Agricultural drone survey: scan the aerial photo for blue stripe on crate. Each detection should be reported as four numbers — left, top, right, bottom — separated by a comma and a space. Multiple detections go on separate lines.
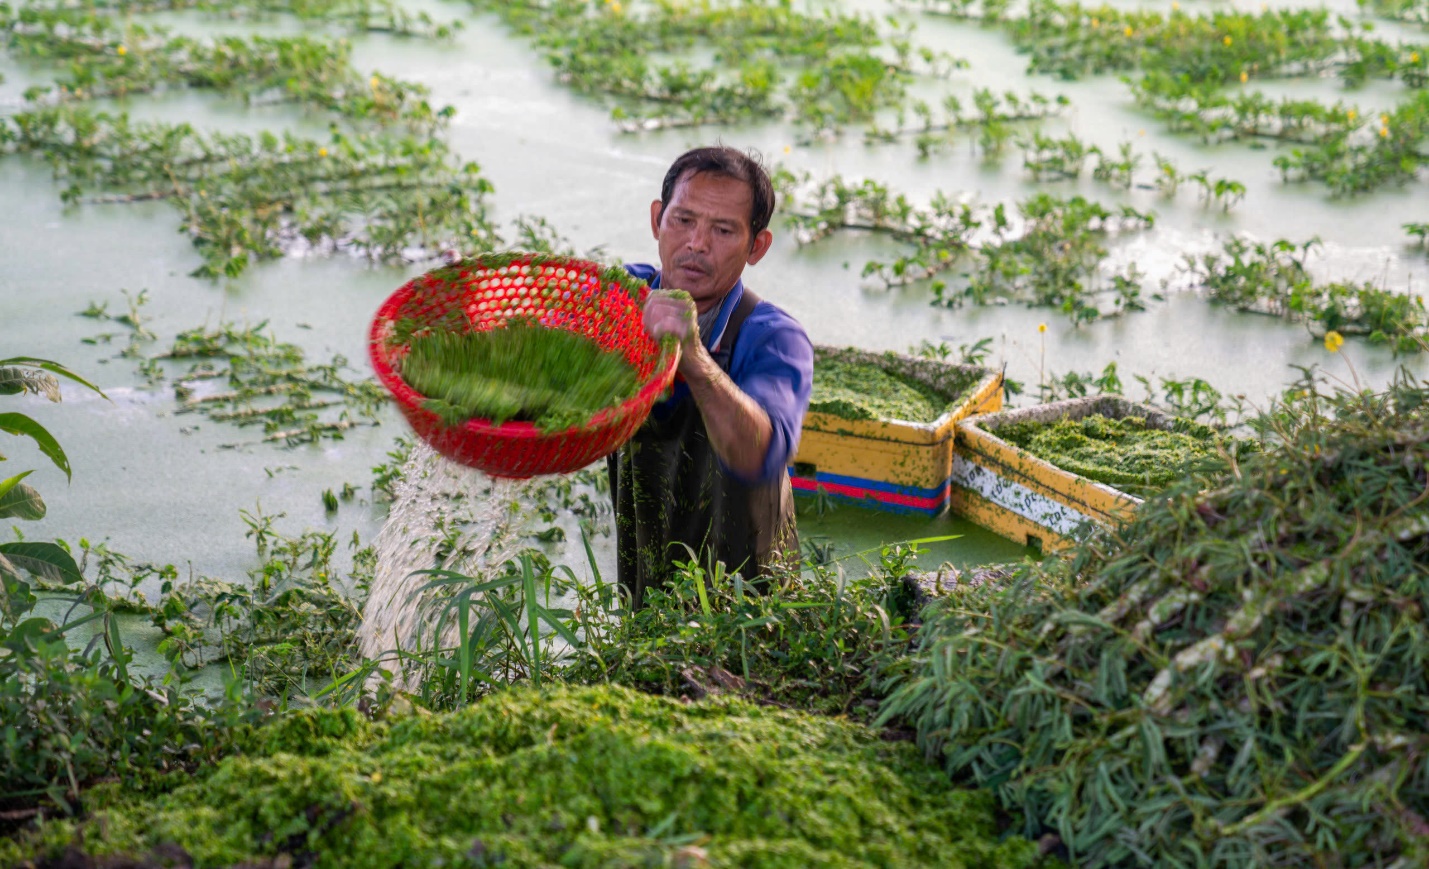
788, 469, 951, 500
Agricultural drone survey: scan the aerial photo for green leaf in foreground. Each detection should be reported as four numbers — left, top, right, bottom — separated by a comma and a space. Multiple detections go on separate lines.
0, 472, 45, 520
0, 413, 71, 480
0, 541, 82, 584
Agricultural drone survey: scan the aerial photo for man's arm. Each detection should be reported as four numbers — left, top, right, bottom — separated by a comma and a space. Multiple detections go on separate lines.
643, 290, 770, 478
680, 343, 771, 480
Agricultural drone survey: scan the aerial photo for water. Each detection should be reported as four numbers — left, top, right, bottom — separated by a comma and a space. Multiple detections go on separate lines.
2, 0, 1426, 645
355, 443, 528, 687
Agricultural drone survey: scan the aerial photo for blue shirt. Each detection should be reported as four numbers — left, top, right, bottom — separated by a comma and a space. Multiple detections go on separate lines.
625, 263, 813, 485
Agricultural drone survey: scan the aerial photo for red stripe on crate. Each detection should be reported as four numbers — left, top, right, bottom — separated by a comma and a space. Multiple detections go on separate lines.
791, 477, 946, 511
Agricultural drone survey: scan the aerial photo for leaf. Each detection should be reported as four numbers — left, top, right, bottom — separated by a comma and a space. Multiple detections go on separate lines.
0, 357, 107, 400
0, 541, 83, 584
0, 413, 71, 480
0, 367, 61, 401
1, 616, 59, 653
0, 476, 45, 521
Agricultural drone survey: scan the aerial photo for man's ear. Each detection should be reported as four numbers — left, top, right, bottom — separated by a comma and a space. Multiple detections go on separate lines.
746, 228, 774, 266
649, 200, 663, 240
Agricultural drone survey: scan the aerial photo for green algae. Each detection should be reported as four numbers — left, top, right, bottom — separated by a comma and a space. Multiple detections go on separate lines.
810, 357, 978, 423
998, 413, 1219, 497
400, 321, 640, 432
8, 686, 1045, 869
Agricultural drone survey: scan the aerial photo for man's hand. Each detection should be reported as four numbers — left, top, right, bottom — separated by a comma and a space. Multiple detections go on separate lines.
643, 290, 699, 351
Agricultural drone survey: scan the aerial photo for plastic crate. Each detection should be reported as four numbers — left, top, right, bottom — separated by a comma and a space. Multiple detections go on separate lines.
790, 346, 1002, 516
951, 396, 1206, 551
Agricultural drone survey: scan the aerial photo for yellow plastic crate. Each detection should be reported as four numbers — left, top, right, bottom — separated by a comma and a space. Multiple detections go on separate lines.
951, 396, 1201, 551
791, 346, 1002, 516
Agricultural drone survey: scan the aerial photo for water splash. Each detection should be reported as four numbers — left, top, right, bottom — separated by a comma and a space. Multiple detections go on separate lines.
356, 443, 529, 688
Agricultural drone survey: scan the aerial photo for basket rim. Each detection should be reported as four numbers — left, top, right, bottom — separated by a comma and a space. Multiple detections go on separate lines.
367, 254, 677, 441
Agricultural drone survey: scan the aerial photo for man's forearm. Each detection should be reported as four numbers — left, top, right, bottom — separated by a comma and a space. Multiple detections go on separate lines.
681, 344, 772, 480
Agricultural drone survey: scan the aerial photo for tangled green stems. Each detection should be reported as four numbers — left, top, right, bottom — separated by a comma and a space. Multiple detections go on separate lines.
881, 369, 1429, 867
401, 323, 640, 432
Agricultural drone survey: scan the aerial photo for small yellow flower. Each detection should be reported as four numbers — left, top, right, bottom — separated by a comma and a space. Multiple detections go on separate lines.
1347, 109, 1357, 122
1324, 331, 1345, 353
1172, 1, 1179, 9
1240, 70, 1249, 83
1412, 52, 1421, 63
1090, 17, 1100, 28
783, 145, 791, 154
1124, 25, 1134, 37
1038, 323, 1048, 334
370, 75, 380, 88
1223, 35, 1233, 46
318, 147, 329, 157
610, 0, 622, 12
1138, 128, 1146, 136
370, 771, 382, 783
1381, 113, 1390, 125
116, 44, 127, 56
1380, 126, 1389, 137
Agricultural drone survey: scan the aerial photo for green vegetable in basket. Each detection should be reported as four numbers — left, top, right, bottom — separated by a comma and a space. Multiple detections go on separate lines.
400, 320, 641, 432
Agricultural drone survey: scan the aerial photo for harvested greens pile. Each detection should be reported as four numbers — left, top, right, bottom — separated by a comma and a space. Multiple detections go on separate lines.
5, 686, 1045, 868
810, 357, 977, 423
998, 413, 1220, 497
400, 320, 639, 431
879, 371, 1429, 867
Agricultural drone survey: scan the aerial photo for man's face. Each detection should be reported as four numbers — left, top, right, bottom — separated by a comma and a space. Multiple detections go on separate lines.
650, 171, 773, 313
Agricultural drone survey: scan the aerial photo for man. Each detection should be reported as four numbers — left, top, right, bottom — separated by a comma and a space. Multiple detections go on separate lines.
609, 146, 814, 609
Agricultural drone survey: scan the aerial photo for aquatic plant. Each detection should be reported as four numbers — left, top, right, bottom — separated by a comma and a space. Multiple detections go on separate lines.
462, 0, 958, 135
998, 413, 1222, 496
0, 355, 254, 820
3, 0, 461, 38
911, 0, 1428, 193
5, 684, 1048, 868
880, 369, 1429, 866
2, 105, 497, 278
399, 322, 641, 431
779, 171, 1153, 324
1188, 236, 1428, 351
864, 87, 1069, 156
809, 356, 975, 423
1, 8, 446, 131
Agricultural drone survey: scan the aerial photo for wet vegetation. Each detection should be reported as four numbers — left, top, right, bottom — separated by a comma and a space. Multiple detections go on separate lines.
881, 371, 1429, 867
997, 413, 1222, 496
463, 0, 960, 135
5, 686, 1045, 869
3, 0, 1428, 865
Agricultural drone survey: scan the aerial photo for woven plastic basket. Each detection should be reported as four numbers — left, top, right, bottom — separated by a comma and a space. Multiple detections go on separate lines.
368, 254, 676, 478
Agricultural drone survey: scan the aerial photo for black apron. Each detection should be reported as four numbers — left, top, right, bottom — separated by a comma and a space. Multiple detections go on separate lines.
607, 289, 798, 610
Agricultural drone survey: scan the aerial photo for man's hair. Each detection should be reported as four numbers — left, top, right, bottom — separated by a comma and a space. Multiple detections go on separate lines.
658, 146, 776, 242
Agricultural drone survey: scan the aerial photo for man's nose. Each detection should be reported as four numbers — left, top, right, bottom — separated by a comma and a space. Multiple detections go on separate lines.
684, 224, 710, 253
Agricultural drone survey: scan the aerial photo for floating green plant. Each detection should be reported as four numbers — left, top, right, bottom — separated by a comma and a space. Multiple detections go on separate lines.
461, 0, 958, 135
399, 322, 640, 431
4, 106, 497, 278
998, 413, 1219, 496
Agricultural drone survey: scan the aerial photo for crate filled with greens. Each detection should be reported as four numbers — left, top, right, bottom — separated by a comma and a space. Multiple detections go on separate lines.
952, 396, 1222, 550
791, 346, 1002, 516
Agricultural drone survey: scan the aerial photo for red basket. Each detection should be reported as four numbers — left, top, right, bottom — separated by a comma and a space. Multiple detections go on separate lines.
368, 254, 677, 478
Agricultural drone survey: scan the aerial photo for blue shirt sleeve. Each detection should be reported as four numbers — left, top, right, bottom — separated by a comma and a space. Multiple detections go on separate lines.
727, 304, 814, 485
